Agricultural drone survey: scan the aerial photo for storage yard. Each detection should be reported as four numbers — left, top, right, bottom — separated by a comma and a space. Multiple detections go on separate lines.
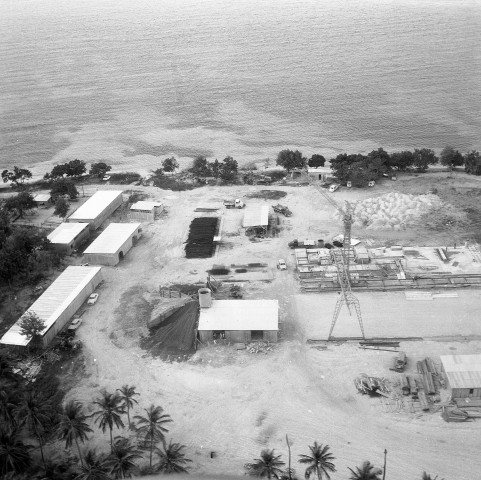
3, 171, 481, 479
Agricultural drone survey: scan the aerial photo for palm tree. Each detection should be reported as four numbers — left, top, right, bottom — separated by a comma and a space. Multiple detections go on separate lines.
57, 400, 93, 467
245, 449, 285, 479
91, 391, 125, 450
0, 426, 32, 476
35, 455, 76, 480
154, 440, 192, 474
75, 449, 111, 480
0, 390, 21, 429
298, 442, 336, 480
105, 437, 142, 479
134, 405, 172, 469
116, 386, 139, 429
348, 461, 382, 480
15, 391, 50, 471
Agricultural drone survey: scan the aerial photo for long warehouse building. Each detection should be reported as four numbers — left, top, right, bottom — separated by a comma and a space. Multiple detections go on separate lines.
68, 190, 123, 230
0, 266, 102, 348
47, 222, 90, 255
83, 223, 142, 266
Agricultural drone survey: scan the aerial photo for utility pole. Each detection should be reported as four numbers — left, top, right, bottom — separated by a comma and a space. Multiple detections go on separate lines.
382, 449, 387, 480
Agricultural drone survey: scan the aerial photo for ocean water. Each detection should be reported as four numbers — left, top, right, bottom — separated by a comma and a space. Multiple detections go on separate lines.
0, 0, 480, 175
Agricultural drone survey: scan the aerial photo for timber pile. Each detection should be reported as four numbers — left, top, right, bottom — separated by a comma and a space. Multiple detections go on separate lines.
354, 374, 390, 396
246, 342, 274, 354
185, 217, 219, 258
442, 407, 470, 422
417, 358, 438, 394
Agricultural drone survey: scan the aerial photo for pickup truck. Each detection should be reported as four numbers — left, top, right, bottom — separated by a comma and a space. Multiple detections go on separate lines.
224, 199, 245, 209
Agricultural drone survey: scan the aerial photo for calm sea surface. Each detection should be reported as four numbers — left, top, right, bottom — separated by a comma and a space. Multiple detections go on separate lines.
0, 0, 480, 173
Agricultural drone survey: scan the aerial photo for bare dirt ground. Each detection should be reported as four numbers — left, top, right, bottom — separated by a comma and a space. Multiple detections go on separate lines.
9, 171, 481, 479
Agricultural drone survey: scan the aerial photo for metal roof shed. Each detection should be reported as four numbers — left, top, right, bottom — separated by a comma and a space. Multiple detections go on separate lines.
33, 193, 51, 205
441, 355, 481, 404
47, 223, 90, 255
68, 191, 123, 230
130, 201, 163, 221
83, 223, 142, 266
242, 205, 269, 235
198, 299, 278, 343
0, 266, 102, 348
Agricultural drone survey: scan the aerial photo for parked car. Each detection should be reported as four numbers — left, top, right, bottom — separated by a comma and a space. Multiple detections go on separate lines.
329, 184, 339, 193
87, 293, 99, 305
277, 259, 287, 270
102, 175, 111, 181
67, 317, 83, 332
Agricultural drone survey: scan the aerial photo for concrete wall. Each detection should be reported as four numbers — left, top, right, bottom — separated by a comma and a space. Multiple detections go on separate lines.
263, 330, 278, 343
70, 193, 123, 230
41, 269, 102, 346
130, 210, 155, 222
83, 227, 142, 266
51, 228, 91, 256
198, 329, 277, 344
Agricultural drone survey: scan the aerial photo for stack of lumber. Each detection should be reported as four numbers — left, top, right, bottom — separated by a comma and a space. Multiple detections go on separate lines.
442, 407, 469, 422
185, 217, 219, 258
417, 358, 437, 394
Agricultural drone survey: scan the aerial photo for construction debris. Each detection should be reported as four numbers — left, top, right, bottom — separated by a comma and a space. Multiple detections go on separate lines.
246, 342, 274, 354
354, 374, 391, 396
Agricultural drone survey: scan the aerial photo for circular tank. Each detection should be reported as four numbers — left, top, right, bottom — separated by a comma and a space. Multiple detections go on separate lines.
198, 288, 212, 308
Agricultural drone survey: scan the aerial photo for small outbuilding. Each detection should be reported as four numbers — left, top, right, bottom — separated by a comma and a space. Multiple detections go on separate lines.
130, 201, 163, 222
441, 355, 481, 406
68, 190, 123, 230
33, 193, 51, 206
198, 298, 278, 343
47, 222, 90, 255
83, 223, 142, 266
242, 205, 269, 236
0, 266, 102, 348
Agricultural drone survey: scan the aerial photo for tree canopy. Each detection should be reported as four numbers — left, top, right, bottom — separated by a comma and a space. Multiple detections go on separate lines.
50, 178, 78, 201
1, 167, 32, 187
191, 156, 211, 177
219, 156, 238, 183
308, 155, 326, 168
45, 159, 86, 179
162, 157, 179, 173
440, 145, 464, 169
276, 150, 306, 172
89, 162, 112, 178
4, 192, 35, 218
18, 311, 45, 346
413, 148, 438, 172
54, 198, 70, 219
465, 150, 481, 175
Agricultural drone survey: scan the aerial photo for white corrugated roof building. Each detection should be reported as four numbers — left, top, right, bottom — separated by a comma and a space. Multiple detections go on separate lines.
84, 223, 141, 254
69, 191, 123, 221
0, 266, 101, 346
242, 205, 269, 228
130, 201, 163, 211
33, 193, 51, 203
441, 355, 481, 389
198, 299, 278, 331
48, 223, 90, 245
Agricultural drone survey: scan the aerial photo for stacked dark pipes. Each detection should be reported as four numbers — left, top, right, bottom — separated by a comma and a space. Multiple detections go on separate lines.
185, 217, 219, 258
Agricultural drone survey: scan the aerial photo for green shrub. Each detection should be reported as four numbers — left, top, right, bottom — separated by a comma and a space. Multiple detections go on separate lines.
109, 172, 142, 184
